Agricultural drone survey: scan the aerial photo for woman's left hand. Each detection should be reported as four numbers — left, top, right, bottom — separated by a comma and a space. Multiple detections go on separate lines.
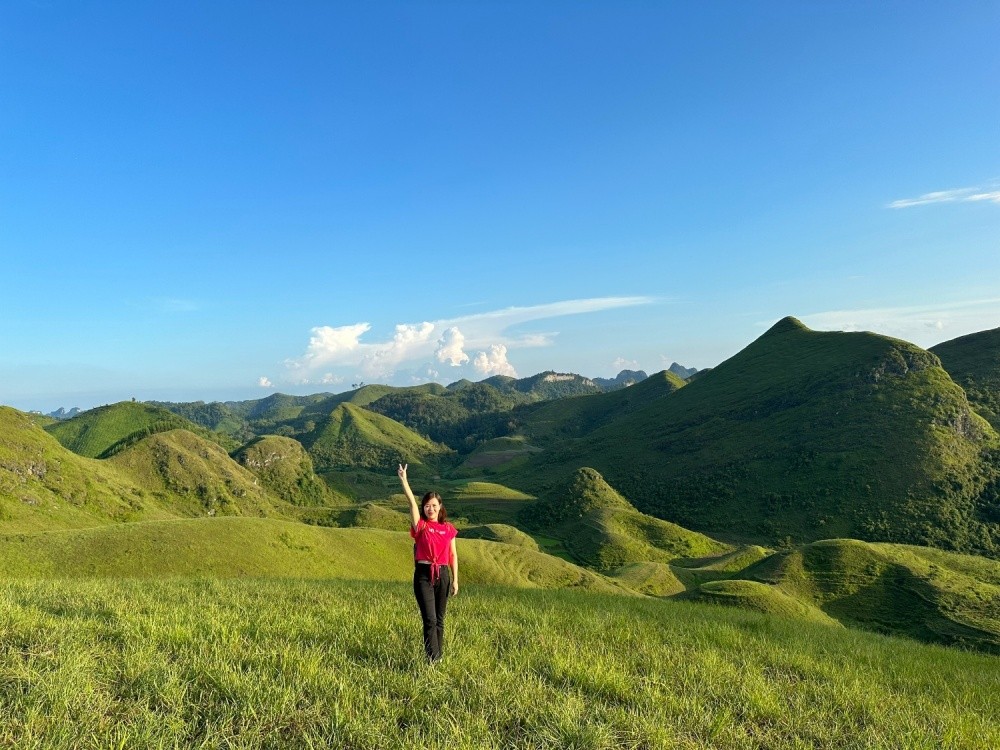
450, 580, 459, 597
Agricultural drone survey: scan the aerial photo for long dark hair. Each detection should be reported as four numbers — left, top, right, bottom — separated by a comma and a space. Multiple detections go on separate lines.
419, 491, 447, 522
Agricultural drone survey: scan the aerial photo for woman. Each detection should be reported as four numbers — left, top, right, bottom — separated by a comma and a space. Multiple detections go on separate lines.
398, 463, 459, 662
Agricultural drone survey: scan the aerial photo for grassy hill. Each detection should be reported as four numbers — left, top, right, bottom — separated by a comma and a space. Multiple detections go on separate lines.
515, 369, 686, 444
148, 399, 253, 442
720, 538, 1000, 653
521, 318, 1000, 554
524, 468, 731, 571
0, 577, 996, 748
932, 326, 1000, 431
300, 403, 453, 472
0, 406, 161, 531
0, 516, 621, 592
45, 401, 237, 458
233, 435, 338, 505
107, 429, 279, 518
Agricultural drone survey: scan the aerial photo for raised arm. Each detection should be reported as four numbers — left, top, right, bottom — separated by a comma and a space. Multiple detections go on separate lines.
398, 463, 420, 530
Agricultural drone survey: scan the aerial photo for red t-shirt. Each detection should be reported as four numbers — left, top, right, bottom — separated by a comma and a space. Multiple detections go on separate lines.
410, 519, 458, 572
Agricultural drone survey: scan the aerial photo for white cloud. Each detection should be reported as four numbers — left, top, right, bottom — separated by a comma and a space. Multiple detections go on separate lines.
291, 323, 370, 370
283, 296, 654, 384
889, 185, 1000, 208
473, 344, 517, 377
258, 376, 274, 388
435, 327, 469, 366
320, 373, 343, 385
359, 322, 435, 377
613, 357, 640, 370
968, 191, 1000, 204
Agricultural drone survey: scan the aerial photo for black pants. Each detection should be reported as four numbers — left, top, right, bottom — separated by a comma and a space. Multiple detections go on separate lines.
413, 564, 451, 661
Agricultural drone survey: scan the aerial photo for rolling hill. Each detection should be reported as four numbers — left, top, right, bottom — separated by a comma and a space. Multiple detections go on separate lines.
46, 401, 237, 458
523, 468, 731, 571
0, 406, 156, 530
233, 435, 339, 505
0, 516, 623, 592
711, 538, 1000, 653
514, 369, 686, 444
520, 318, 1000, 555
299, 402, 453, 472
107, 429, 280, 518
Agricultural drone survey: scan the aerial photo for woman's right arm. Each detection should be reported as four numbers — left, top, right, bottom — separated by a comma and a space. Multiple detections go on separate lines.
398, 463, 420, 530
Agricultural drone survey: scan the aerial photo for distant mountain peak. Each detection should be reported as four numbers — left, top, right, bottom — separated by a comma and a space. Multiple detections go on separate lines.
593, 369, 648, 391
666, 362, 698, 380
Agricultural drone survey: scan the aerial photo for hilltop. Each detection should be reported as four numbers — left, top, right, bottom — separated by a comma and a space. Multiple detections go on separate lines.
0, 406, 154, 530
299, 402, 452, 472
107, 429, 280, 518
524, 468, 730, 572
514, 369, 686, 445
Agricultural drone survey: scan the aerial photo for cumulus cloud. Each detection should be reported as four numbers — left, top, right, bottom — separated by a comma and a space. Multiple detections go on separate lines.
473, 344, 517, 377
889, 185, 1000, 208
292, 323, 370, 369
284, 296, 655, 384
359, 322, 435, 377
435, 327, 469, 366
258, 377, 274, 388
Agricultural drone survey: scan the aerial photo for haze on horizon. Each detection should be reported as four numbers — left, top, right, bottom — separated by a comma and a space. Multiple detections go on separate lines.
2, 2, 998, 413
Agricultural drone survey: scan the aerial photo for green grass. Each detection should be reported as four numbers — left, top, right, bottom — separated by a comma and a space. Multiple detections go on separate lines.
742, 538, 1000, 652
0, 578, 997, 748
450, 481, 535, 501
0, 518, 620, 592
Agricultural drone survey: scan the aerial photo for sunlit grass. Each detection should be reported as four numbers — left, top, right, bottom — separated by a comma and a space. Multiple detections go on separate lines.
0, 578, 997, 749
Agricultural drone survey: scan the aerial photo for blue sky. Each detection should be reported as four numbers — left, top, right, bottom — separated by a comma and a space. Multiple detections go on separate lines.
2, 2, 998, 412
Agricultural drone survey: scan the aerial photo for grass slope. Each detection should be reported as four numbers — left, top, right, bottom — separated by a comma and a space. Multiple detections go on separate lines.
0, 517, 620, 592
0, 407, 156, 531
107, 429, 279, 518
516, 369, 686, 445
45, 401, 236, 458
0, 578, 996, 748
738, 538, 1000, 652
932, 326, 1000, 431
525, 468, 731, 571
525, 317, 1000, 554
233, 435, 337, 506
301, 403, 452, 472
